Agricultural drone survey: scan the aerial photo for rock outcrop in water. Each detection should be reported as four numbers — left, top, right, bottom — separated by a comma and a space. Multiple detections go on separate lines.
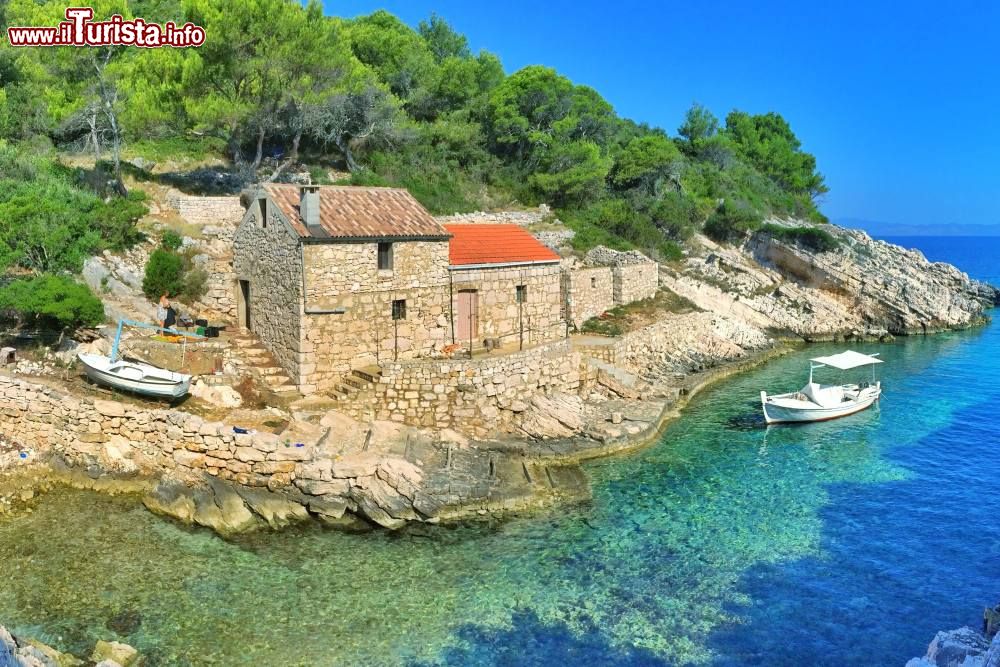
665, 222, 998, 340
907, 623, 1000, 667
0, 624, 139, 667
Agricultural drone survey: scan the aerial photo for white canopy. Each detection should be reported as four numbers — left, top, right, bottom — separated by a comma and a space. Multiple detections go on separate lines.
810, 350, 883, 370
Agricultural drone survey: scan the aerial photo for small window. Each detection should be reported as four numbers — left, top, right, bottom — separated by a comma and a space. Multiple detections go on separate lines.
378, 242, 394, 270
515, 285, 527, 304
590, 276, 597, 288
260, 200, 268, 228
392, 299, 407, 320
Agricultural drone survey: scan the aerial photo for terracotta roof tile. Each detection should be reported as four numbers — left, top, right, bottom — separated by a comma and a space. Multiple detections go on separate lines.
445, 224, 561, 267
262, 184, 448, 239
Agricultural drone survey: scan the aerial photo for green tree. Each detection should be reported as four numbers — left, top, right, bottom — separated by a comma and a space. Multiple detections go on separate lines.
346, 10, 437, 105
724, 110, 827, 197
531, 141, 611, 206
610, 134, 682, 193
0, 275, 104, 331
418, 13, 470, 61
677, 103, 719, 149
703, 199, 763, 243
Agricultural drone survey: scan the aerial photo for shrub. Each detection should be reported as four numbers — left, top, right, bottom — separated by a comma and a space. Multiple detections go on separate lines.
0, 275, 104, 330
703, 200, 763, 243
142, 248, 185, 300
180, 266, 209, 303
160, 229, 183, 251
759, 223, 839, 253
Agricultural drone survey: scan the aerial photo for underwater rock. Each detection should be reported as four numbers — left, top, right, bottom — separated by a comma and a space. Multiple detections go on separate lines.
91, 640, 138, 667
105, 608, 142, 636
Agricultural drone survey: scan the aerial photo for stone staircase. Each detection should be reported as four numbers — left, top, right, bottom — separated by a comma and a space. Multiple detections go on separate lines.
228, 330, 300, 398
328, 366, 383, 419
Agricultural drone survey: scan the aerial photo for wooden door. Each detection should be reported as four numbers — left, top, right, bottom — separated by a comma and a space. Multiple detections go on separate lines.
456, 289, 478, 343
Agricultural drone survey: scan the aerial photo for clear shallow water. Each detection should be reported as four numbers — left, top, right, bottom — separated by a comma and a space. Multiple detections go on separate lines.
3, 330, 999, 666
2, 237, 999, 666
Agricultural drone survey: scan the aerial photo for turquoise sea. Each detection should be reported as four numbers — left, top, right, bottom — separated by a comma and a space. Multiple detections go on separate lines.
1, 236, 998, 666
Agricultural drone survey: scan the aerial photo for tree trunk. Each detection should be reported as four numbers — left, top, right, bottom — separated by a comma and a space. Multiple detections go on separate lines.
336, 135, 359, 173
252, 125, 265, 173
265, 128, 302, 183
88, 110, 101, 161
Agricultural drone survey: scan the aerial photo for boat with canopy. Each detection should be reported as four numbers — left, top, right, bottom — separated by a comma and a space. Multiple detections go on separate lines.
77, 319, 200, 399
760, 350, 883, 424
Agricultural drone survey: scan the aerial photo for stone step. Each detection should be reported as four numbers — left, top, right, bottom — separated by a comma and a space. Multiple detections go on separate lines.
263, 374, 294, 388
342, 376, 368, 390
255, 366, 284, 376
333, 384, 357, 397
270, 384, 300, 394
353, 366, 382, 383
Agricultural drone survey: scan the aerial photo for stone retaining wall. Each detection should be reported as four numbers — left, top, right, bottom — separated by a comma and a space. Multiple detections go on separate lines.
342, 340, 585, 435
0, 374, 311, 489
435, 206, 551, 226
166, 189, 245, 226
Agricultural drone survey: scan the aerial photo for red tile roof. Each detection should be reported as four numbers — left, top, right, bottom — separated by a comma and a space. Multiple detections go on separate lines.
445, 224, 561, 267
262, 184, 448, 239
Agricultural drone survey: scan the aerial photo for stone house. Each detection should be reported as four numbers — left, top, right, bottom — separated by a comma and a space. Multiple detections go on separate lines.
444, 224, 564, 349
233, 185, 566, 394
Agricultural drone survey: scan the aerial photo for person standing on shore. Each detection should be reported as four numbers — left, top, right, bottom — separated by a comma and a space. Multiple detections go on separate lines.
157, 292, 171, 332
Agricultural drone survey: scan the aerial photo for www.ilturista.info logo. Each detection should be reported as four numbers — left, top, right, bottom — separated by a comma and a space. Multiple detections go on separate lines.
6, 7, 205, 48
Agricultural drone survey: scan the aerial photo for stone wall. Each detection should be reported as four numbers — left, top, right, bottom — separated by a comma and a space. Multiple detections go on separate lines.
195, 255, 237, 321
301, 241, 452, 393
435, 205, 551, 226
563, 267, 614, 329
343, 340, 584, 435
449, 264, 565, 347
0, 374, 311, 489
166, 189, 245, 226
233, 202, 305, 386
613, 263, 659, 305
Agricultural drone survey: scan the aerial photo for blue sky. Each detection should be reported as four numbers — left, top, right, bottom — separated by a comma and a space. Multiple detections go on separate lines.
326, 1, 999, 228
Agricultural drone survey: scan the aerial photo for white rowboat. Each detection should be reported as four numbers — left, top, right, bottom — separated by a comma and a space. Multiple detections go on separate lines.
761, 350, 882, 424
78, 352, 192, 399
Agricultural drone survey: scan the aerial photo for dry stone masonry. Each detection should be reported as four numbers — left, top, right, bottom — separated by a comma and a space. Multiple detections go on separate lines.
165, 189, 244, 226
338, 340, 587, 436
562, 266, 614, 329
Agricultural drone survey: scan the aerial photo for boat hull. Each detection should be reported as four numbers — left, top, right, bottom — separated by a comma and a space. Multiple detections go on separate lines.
760, 388, 880, 424
78, 353, 191, 399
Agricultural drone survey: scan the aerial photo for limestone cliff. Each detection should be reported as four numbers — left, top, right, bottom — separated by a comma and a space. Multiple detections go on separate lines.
663, 221, 998, 341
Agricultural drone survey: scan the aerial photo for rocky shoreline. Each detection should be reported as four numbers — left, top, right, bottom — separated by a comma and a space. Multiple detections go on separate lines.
0, 341, 786, 535
2, 223, 998, 537
906, 603, 1000, 667
1, 624, 139, 667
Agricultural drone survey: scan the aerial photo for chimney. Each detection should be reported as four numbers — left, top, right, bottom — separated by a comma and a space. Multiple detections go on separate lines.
299, 185, 325, 236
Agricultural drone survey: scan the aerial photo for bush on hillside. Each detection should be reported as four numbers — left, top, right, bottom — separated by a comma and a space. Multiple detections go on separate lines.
759, 223, 839, 253
143, 242, 209, 304
142, 248, 185, 300
160, 229, 183, 251
703, 200, 763, 244
0, 275, 104, 330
